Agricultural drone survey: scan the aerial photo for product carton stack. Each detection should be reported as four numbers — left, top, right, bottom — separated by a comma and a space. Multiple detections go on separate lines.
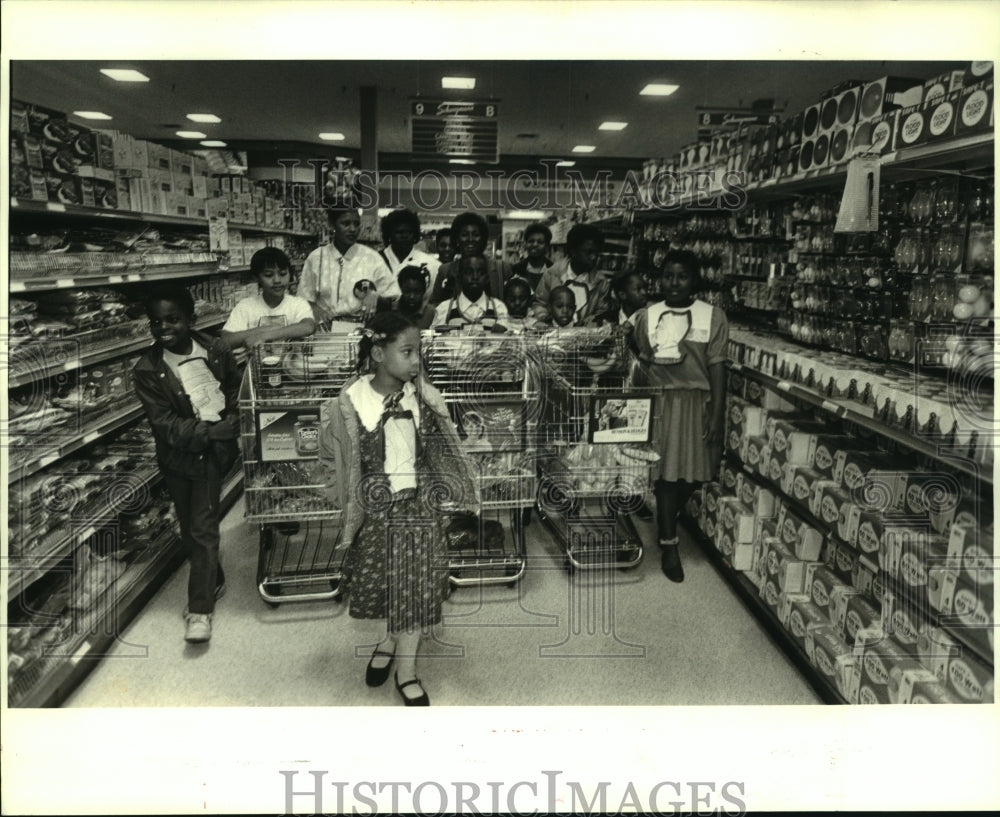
704, 367, 994, 703
11, 100, 118, 208
12, 97, 309, 235
104, 131, 213, 217
640, 61, 988, 200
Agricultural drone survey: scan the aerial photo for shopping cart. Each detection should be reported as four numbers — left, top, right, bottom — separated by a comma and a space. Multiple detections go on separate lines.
420, 328, 543, 586
534, 326, 659, 571
239, 336, 359, 606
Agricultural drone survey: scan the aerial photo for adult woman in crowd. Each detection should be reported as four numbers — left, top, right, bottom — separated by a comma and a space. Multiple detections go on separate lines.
378, 208, 440, 293
428, 212, 510, 304
509, 222, 553, 293
299, 203, 400, 326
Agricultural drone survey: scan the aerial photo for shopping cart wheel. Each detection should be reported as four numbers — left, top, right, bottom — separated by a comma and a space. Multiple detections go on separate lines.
262, 582, 283, 608
616, 550, 640, 571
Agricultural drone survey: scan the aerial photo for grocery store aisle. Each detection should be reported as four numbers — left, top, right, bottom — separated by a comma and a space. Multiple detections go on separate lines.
65, 501, 821, 707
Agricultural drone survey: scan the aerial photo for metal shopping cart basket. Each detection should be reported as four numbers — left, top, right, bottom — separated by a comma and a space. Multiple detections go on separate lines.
533, 326, 659, 571
239, 335, 360, 606
421, 328, 544, 586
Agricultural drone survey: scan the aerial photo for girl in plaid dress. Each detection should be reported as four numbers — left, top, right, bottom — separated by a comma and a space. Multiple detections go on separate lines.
319, 312, 478, 705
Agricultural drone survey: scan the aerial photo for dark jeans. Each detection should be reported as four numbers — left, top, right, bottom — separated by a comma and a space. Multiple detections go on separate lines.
162, 468, 224, 615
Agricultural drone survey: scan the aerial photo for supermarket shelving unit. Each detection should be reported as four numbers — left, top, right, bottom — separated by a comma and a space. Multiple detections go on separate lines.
6, 193, 314, 706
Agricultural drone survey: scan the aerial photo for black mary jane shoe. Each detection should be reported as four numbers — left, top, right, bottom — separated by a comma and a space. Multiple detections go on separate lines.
365, 644, 396, 687
395, 672, 430, 706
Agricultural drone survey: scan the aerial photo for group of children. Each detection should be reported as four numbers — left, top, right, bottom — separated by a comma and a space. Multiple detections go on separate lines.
132, 205, 728, 706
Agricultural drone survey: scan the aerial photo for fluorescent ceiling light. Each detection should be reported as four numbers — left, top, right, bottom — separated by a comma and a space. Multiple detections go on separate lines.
572, 145, 596, 153
640, 83, 679, 96
73, 111, 112, 120
449, 159, 476, 165
319, 132, 345, 141
442, 76, 476, 90
200, 140, 227, 147
187, 113, 222, 123
556, 160, 576, 167
100, 69, 150, 82
176, 130, 206, 139
502, 210, 548, 220
599, 121, 628, 131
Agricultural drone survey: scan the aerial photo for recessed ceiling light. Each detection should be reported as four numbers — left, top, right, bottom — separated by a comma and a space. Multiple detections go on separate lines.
100, 69, 150, 82
599, 121, 628, 131
200, 140, 227, 147
187, 113, 222, 123
572, 145, 596, 153
502, 210, 549, 220
556, 160, 576, 167
640, 83, 679, 96
176, 131, 206, 139
442, 76, 476, 90
319, 132, 345, 141
73, 111, 113, 120
449, 159, 476, 165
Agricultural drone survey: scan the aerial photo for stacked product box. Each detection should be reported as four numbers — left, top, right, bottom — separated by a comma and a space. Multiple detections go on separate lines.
104, 129, 211, 216
642, 63, 982, 190
10, 100, 117, 206
716, 373, 995, 702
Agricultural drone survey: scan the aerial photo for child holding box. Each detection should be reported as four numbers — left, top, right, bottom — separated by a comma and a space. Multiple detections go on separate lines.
629, 250, 729, 582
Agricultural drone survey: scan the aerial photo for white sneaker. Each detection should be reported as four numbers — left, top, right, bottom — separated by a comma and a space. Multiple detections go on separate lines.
184, 613, 212, 643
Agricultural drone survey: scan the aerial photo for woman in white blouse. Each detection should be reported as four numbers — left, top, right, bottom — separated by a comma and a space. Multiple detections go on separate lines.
299, 204, 401, 326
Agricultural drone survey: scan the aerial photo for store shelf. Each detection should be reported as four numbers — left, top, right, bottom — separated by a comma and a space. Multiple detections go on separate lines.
10, 528, 187, 709
8, 469, 243, 708
8, 466, 162, 598
728, 362, 990, 485
10, 197, 315, 238
9, 261, 224, 293
581, 214, 630, 235
720, 448, 994, 674
7, 316, 226, 389
680, 515, 846, 705
14, 403, 146, 481
633, 133, 995, 215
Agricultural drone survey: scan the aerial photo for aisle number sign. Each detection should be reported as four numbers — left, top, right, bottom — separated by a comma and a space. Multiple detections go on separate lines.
698, 111, 780, 127
411, 99, 499, 163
